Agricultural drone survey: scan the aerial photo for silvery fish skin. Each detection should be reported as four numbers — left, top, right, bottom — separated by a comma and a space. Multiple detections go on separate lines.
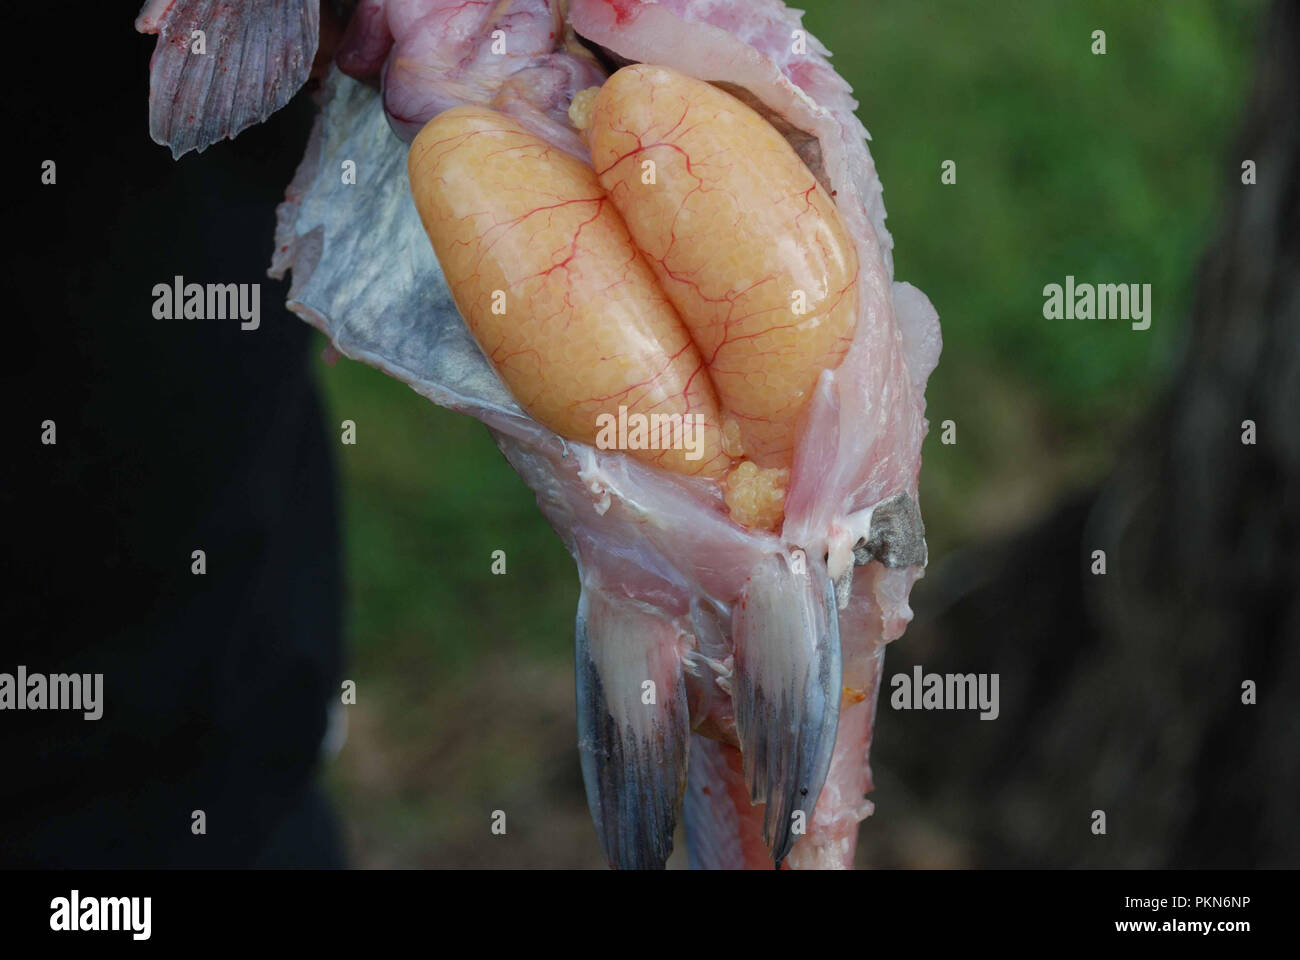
143, 0, 941, 869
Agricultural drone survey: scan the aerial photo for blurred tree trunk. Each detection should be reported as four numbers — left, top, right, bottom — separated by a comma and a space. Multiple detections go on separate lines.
863, 0, 1298, 868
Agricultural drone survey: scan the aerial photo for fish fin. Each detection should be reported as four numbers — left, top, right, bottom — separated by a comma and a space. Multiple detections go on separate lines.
137, 0, 320, 158
731, 551, 842, 863
576, 588, 690, 869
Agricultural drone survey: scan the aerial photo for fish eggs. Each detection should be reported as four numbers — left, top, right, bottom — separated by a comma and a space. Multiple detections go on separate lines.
408, 65, 860, 529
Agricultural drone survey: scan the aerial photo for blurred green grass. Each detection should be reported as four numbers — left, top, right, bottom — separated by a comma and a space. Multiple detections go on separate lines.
313, 0, 1264, 865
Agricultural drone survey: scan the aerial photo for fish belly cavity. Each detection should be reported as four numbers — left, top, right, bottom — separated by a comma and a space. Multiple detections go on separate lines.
410, 68, 860, 530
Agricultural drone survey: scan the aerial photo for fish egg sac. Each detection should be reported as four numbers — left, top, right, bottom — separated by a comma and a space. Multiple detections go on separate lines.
408, 65, 860, 530
408, 105, 730, 480
588, 65, 859, 469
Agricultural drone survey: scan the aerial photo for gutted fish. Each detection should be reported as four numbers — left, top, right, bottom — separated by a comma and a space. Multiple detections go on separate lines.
140, 0, 941, 869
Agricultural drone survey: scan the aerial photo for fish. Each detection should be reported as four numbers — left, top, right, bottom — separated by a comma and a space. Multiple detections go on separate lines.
138, 0, 941, 869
